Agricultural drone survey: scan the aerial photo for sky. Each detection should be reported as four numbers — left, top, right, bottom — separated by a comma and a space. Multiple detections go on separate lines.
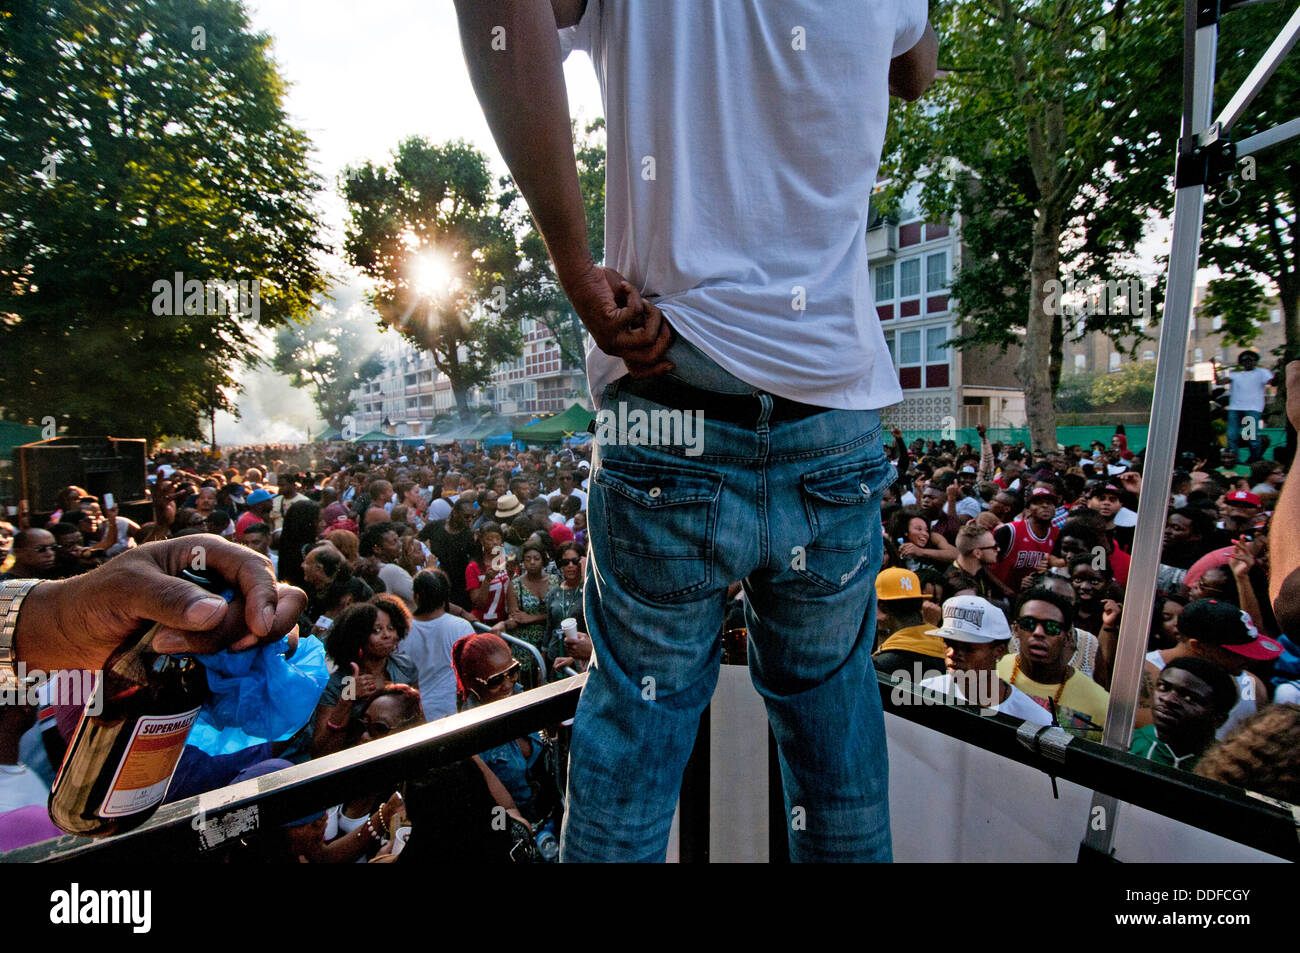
212, 0, 604, 444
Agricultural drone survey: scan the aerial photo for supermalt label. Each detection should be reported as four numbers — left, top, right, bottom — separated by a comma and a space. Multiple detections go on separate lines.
98, 708, 200, 818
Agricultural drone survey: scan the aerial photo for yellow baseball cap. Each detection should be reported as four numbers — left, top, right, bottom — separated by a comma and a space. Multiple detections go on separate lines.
876, 567, 922, 600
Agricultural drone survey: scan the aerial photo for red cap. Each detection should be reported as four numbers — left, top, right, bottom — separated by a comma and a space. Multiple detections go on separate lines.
1224, 490, 1262, 508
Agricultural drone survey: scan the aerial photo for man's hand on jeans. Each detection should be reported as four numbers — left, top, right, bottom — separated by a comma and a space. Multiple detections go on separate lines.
560, 260, 674, 378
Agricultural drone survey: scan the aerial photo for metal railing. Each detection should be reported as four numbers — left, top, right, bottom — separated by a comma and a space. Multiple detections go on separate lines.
5, 669, 1296, 862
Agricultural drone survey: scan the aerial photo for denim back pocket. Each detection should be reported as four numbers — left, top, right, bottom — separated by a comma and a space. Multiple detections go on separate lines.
796, 454, 896, 592
595, 458, 725, 603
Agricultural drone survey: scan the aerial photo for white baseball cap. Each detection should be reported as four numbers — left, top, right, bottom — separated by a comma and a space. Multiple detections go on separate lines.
926, 595, 1012, 644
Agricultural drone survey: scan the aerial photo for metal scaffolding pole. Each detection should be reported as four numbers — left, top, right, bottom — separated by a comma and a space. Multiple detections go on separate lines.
1081, 0, 1300, 860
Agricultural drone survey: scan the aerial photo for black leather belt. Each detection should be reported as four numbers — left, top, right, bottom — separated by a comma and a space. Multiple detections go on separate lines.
613, 375, 833, 427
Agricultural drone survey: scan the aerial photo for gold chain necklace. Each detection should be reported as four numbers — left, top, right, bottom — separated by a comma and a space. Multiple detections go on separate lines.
1011, 656, 1070, 707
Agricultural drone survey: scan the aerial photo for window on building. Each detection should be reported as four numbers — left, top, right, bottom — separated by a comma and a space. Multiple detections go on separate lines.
898, 329, 922, 366
1212, 315, 1223, 330
899, 259, 921, 299
1109, 352, 1121, 371
1142, 350, 1155, 362
1074, 354, 1086, 373
874, 264, 894, 301
1194, 347, 1204, 363
925, 252, 948, 293
1271, 309, 1282, 324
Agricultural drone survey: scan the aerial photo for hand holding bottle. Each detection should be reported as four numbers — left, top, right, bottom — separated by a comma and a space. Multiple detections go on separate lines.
12, 534, 306, 674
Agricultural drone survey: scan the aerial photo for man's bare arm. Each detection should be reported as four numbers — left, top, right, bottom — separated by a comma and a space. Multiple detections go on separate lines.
1268, 361, 1300, 609
452, 0, 673, 375
551, 0, 586, 30
889, 21, 938, 101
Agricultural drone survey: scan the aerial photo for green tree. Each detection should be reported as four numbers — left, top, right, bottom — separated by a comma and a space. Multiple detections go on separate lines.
499, 117, 606, 384
1199, 274, 1268, 350
1091, 360, 1157, 408
342, 138, 520, 422
881, 0, 1184, 451
272, 295, 385, 430
1199, 2, 1299, 364
0, 0, 328, 444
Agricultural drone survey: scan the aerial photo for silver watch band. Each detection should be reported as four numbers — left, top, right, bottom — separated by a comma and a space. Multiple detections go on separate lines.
0, 579, 43, 690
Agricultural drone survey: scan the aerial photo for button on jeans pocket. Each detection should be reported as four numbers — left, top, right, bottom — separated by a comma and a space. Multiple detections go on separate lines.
595, 458, 725, 602
796, 454, 896, 592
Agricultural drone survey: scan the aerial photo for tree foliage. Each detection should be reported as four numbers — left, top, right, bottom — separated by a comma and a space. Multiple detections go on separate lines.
881, 0, 1183, 450
0, 0, 328, 444
1200, 273, 1267, 350
272, 294, 384, 430
342, 138, 521, 421
498, 117, 606, 386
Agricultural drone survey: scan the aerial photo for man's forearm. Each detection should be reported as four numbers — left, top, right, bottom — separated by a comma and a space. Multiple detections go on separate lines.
889, 21, 938, 101
453, 0, 592, 279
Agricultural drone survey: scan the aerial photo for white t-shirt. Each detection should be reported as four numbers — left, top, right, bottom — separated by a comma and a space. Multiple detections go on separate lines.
562, 0, 928, 410
378, 562, 415, 609
404, 613, 476, 721
548, 487, 588, 512
1228, 367, 1271, 412
918, 672, 1052, 725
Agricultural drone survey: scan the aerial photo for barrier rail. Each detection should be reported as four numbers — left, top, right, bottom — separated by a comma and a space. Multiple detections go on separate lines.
4, 671, 1295, 862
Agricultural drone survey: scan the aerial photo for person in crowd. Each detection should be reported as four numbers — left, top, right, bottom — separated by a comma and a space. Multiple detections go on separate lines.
0, 529, 57, 581
1067, 554, 1117, 642
384, 758, 524, 864
301, 543, 349, 620
1129, 657, 1238, 772
1219, 489, 1262, 539
325, 528, 360, 564
1162, 506, 1216, 571
1195, 703, 1300, 803
547, 469, 588, 512
277, 498, 324, 592
545, 543, 589, 673
996, 587, 1110, 736
1248, 460, 1285, 498
359, 521, 415, 609
404, 569, 476, 721
1012, 571, 1104, 684
890, 506, 958, 573
236, 488, 277, 539
872, 567, 946, 683
418, 497, 477, 616
1222, 350, 1274, 464
505, 540, 557, 688
920, 480, 962, 544
944, 521, 1013, 607
990, 487, 1061, 593
1151, 593, 1186, 652
917, 595, 1051, 724
450, 631, 557, 825
465, 521, 513, 628
1135, 598, 1280, 739
239, 521, 277, 574
311, 596, 420, 758
1269, 361, 1300, 639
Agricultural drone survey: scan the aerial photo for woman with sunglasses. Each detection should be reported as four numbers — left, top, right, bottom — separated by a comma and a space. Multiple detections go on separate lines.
546, 543, 591, 675
311, 595, 420, 758
995, 586, 1110, 738
451, 632, 552, 822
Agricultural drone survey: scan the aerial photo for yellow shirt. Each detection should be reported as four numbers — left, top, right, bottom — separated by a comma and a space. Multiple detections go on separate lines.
878, 624, 946, 659
996, 654, 1110, 738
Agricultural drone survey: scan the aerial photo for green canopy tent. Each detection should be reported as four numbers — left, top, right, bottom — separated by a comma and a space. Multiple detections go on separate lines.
512, 403, 593, 444
351, 430, 393, 444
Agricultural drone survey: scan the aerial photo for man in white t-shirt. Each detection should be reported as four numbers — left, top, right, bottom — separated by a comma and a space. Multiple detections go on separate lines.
1224, 351, 1274, 463
917, 595, 1051, 725
454, 0, 936, 862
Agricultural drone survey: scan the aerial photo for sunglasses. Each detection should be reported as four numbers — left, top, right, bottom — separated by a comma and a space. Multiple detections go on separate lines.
361, 719, 394, 738
475, 659, 521, 690
558, 557, 581, 567
1015, 616, 1065, 636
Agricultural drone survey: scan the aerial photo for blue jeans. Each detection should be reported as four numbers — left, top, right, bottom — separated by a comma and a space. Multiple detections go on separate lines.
559, 378, 896, 862
1226, 409, 1262, 463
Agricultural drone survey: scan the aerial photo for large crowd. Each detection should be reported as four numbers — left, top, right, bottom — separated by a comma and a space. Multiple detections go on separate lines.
0, 352, 1298, 860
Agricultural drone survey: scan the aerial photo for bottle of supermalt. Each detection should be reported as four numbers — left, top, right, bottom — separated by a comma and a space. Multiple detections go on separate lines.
48, 568, 227, 836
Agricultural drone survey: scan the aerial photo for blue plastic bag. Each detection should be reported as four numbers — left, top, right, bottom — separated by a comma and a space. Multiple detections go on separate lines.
187, 634, 329, 756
